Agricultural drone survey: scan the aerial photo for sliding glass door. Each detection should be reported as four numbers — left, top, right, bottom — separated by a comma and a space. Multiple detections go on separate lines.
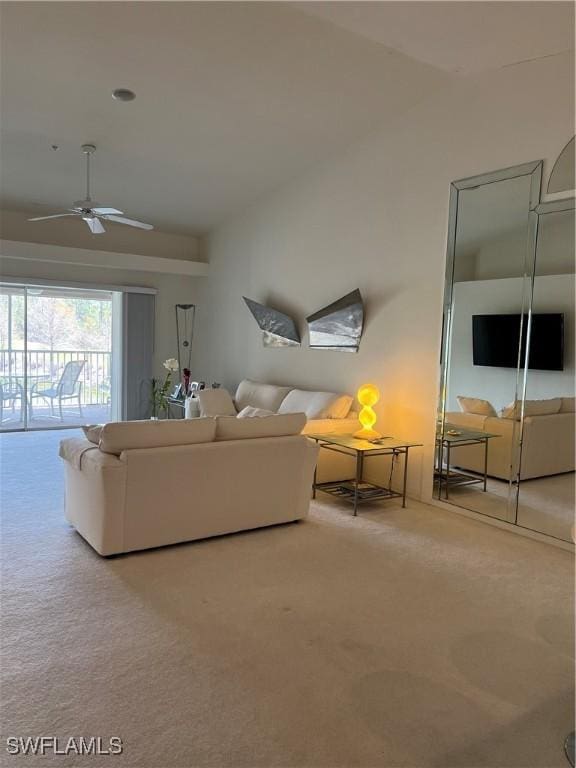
0, 284, 120, 431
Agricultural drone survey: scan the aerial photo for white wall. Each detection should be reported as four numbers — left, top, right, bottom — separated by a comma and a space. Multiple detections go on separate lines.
448, 275, 574, 412
196, 51, 574, 500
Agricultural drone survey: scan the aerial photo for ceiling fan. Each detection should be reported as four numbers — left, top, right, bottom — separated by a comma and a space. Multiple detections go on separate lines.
28, 144, 154, 234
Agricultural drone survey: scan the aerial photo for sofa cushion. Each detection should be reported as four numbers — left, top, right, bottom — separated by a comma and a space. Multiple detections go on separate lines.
457, 396, 497, 417
501, 398, 562, 420
197, 388, 237, 417
301, 416, 359, 436
215, 413, 306, 441
278, 389, 353, 419
99, 418, 216, 455
234, 379, 292, 413
237, 406, 276, 418
560, 397, 575, 413
444, 412, 490, 431
82, 424, 104, 445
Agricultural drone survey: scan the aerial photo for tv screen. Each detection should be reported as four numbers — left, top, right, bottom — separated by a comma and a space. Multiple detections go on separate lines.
472, 313, 564, 371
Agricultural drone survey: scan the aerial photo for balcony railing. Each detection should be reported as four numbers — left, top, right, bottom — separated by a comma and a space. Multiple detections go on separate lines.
0, 350, 111, 406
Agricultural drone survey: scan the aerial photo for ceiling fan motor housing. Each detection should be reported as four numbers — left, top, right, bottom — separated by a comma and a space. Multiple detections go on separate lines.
73, 199, 101, 210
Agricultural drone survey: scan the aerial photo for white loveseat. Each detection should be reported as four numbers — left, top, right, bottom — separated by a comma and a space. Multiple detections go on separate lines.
59, 415, 318, 556
446, 398, 575, 480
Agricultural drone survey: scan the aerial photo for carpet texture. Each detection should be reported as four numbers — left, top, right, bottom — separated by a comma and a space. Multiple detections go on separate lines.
0, 430, 574, 768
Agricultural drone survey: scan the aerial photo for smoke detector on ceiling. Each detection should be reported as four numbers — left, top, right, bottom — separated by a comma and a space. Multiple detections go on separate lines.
112, 88, 136, 102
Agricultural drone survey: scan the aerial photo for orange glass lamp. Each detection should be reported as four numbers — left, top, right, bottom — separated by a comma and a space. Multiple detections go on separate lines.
354, 383, 381, 439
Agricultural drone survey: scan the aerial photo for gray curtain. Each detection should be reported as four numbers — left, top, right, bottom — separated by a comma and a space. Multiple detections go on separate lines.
122, 292, 155, 420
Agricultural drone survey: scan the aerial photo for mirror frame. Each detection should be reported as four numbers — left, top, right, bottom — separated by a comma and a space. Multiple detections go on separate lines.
437, 160, 543, 520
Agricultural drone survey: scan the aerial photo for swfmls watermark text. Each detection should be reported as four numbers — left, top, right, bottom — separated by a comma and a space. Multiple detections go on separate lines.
6, 736, 123, 756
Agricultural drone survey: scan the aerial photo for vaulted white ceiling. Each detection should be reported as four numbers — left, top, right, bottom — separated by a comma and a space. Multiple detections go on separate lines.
0, 2, 572, 238
295, 1, 574, 75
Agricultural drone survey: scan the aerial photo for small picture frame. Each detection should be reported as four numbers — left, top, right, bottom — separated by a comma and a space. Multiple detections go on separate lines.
189, 381, 199, 393
171, 383, 184, 400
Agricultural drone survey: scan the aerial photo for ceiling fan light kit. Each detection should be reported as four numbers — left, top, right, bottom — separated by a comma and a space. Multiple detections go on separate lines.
27, 144, 154, 235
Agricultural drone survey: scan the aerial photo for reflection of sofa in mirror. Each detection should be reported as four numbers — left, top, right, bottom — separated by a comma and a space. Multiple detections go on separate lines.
446, 398, 575, 480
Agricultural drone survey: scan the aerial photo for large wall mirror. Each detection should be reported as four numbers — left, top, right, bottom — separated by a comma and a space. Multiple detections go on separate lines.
516, 198, 575, 541
436, 157, 575, 544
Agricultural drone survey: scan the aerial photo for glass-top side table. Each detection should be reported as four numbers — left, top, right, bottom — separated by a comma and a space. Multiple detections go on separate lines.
435, 424, 500, 500
307, 434, 422, 516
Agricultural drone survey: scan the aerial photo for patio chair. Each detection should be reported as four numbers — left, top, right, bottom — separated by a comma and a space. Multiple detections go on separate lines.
30, 360, 86, 422
0, 380, 23, 424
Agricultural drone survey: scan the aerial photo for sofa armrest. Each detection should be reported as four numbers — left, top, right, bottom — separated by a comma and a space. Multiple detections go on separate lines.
60, 439, 127, 556
59, 437, 123, 471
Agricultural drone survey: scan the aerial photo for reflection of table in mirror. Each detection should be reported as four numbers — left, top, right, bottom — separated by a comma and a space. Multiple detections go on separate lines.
435, 425, 500, 500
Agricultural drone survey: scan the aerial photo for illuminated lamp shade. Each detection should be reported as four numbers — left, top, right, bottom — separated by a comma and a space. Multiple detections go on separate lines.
354, 383, 381, 439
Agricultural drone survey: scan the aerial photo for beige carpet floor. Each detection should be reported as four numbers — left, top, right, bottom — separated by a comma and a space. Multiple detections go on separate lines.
1, 431, 574, 768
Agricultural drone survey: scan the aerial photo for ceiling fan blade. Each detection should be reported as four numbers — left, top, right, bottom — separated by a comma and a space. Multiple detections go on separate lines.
91, 207, 124, 215
102, 214, 153, 230
28, 213, 79, 221
85, 217, 105, 234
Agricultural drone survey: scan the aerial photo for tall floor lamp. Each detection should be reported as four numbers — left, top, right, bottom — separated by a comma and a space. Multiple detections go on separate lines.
175, 304, 196, 382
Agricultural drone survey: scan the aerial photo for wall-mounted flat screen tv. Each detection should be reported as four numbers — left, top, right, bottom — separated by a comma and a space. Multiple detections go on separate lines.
472, 313, 564, 371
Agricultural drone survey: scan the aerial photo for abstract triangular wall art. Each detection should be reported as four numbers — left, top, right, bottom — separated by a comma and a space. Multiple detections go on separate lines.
306, 289, 364, 352
243, 297, 301, 347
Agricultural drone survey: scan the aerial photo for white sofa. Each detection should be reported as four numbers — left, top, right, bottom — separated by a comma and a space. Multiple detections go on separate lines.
446, 404, 575, 481
59, 415, 318, 556
226, 379, 358, 434
230, 379, 359, 481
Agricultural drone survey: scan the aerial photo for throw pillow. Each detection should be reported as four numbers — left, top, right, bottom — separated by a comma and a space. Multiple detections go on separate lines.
82, 424, 103, 445
501, 398, 562, 420
234, 379, 292, 412
197, 388, 237, 417
278, 389, 353, 419
237, 406, 277, 418
456, 396, 497, 417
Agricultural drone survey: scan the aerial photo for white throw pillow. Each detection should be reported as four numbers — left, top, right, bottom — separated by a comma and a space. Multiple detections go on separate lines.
501, 398, 562, 420
278, 389, 353, 419
237, 406, 276, 418
215, 413, 306, 441
234, 379, 292, 412
457, 396, 497, 417
197, 388, 237, 417
82, 424, 103, 445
